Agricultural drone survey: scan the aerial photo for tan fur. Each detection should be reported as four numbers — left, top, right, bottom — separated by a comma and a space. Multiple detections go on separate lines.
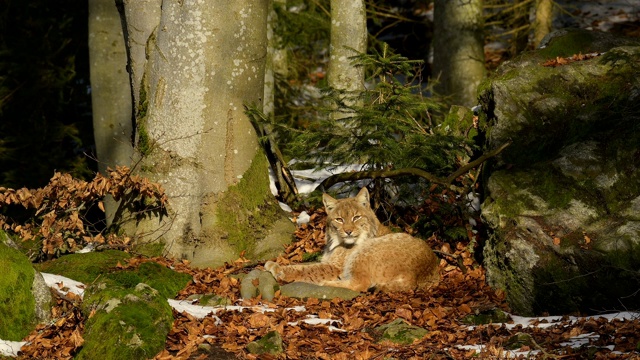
265, 188, 440, 292
265, 187, 388, 284
322, 232, 440, 292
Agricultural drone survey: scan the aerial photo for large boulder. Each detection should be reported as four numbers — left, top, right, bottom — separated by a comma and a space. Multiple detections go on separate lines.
37, 251, 192, 360
0, 232, 52, 341
479, 29, 640, 316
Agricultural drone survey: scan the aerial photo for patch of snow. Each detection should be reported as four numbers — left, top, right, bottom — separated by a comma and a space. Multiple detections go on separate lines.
41, 273, 86, 299
289, 164, 366, 194
278, 202, 292, 212
167, 299, 306, 320
287, 315, 346, 332
560, 332, 600, 347
75, 242, 96, 253
296, 211, 310, 225
456, 344, 540, 358
0, 340, 26, 357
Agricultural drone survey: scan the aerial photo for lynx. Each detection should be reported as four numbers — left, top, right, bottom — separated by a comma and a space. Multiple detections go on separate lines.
265, 187, 440, 292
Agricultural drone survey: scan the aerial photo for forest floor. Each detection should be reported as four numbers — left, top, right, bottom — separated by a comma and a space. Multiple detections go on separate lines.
15, 208, 640, 359
5, 3, 640, 359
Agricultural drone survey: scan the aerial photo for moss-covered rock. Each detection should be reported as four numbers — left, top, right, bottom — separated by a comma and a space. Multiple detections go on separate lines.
76, 282, 173, 360
375, 318, 428, 345
0, 241, 37, 341
34, 250, 133, 284
461, 308, 511, 325
479, 29, 640, 316
245, 331, 283, 355
35, 251, 191, 360
75, 260, 191, 360
478, 29, 640, 166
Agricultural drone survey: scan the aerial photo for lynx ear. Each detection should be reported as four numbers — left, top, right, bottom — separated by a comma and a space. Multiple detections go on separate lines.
323, 193, 337, 211
355, 187, 370, 208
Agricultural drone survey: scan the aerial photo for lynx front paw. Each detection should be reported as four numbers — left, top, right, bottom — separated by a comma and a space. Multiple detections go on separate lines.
264, 261, 284, 280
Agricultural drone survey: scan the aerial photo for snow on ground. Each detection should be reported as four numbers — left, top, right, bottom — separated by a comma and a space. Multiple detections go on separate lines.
41, 272, 86, 298
456, 311, 640, 358
2, 272, 638, 358
557, 0, 640, 32
269, 162, 366, 198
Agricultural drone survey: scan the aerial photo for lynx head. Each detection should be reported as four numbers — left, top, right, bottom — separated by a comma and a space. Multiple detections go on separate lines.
323, 187, 382, 251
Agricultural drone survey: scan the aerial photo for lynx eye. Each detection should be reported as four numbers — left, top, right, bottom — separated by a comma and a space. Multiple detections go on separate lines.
334, 217, 344, 223
352, 215, 362, 222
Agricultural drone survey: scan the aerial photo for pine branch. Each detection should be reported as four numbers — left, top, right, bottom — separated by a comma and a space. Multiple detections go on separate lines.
317, 141, 511, 191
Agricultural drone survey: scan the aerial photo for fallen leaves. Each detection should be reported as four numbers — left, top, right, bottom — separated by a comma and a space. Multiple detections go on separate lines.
0, 166, 168, 257
542, 52, 603, 67
19, 296, 85, 359
14, 209, 640, 359
151, 211, 640, 359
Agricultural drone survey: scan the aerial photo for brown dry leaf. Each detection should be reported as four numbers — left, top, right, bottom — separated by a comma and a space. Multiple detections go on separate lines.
247, 312, 271, 328
553, 237, 561, 246
395, 306, 413, 320
458, 303, 472, 314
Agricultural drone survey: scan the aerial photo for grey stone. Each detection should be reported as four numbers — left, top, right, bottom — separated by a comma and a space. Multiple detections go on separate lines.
246, 331, 283, 355
279, 282, 360, 300
479, 29, 640, 316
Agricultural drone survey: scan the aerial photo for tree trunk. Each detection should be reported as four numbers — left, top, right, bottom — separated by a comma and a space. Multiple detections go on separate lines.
328, 0, 367, 112
533, 0, 554, 48
432, 0, 485, 107
88, 0, 134, 224
116, 0, 293, 267
264, 0, 288, 117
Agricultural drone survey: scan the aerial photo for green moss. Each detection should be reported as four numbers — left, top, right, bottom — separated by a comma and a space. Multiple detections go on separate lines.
216, 151, 285, 255
301, 251, 322, 262
461, 308, 510, 325
34, 250, 132, 284
137, 122, 152, 156
538, 31, 595, 59
246, 331, 283, 355
133, 241, 165, 258
376, 319, 428, 345
77, 285, 172, 360
77, 261, 190, 360
0, 242, 36, 341
198, 293, 232, 306
136, 261, 192, 298
483, 231, 536, 316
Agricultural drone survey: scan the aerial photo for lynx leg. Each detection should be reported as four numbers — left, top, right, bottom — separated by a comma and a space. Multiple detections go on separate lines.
322, 275, 372, 292
264, 261, 284, 280
264, 261, 342, 284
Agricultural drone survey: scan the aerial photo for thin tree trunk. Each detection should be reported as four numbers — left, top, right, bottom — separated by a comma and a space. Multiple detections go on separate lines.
533, 0, 554, 48
432, 0, 485, 107
88, 0, 134, 225
328, 0, 367, 118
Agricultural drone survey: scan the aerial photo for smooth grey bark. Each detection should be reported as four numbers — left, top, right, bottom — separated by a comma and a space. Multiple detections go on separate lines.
88, 0, 134, 224
116, 0, 161, 114
264, 0, 288, 116
432, 0, 485, 107
118, 1, 292, 267
328, 0, 367, 101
